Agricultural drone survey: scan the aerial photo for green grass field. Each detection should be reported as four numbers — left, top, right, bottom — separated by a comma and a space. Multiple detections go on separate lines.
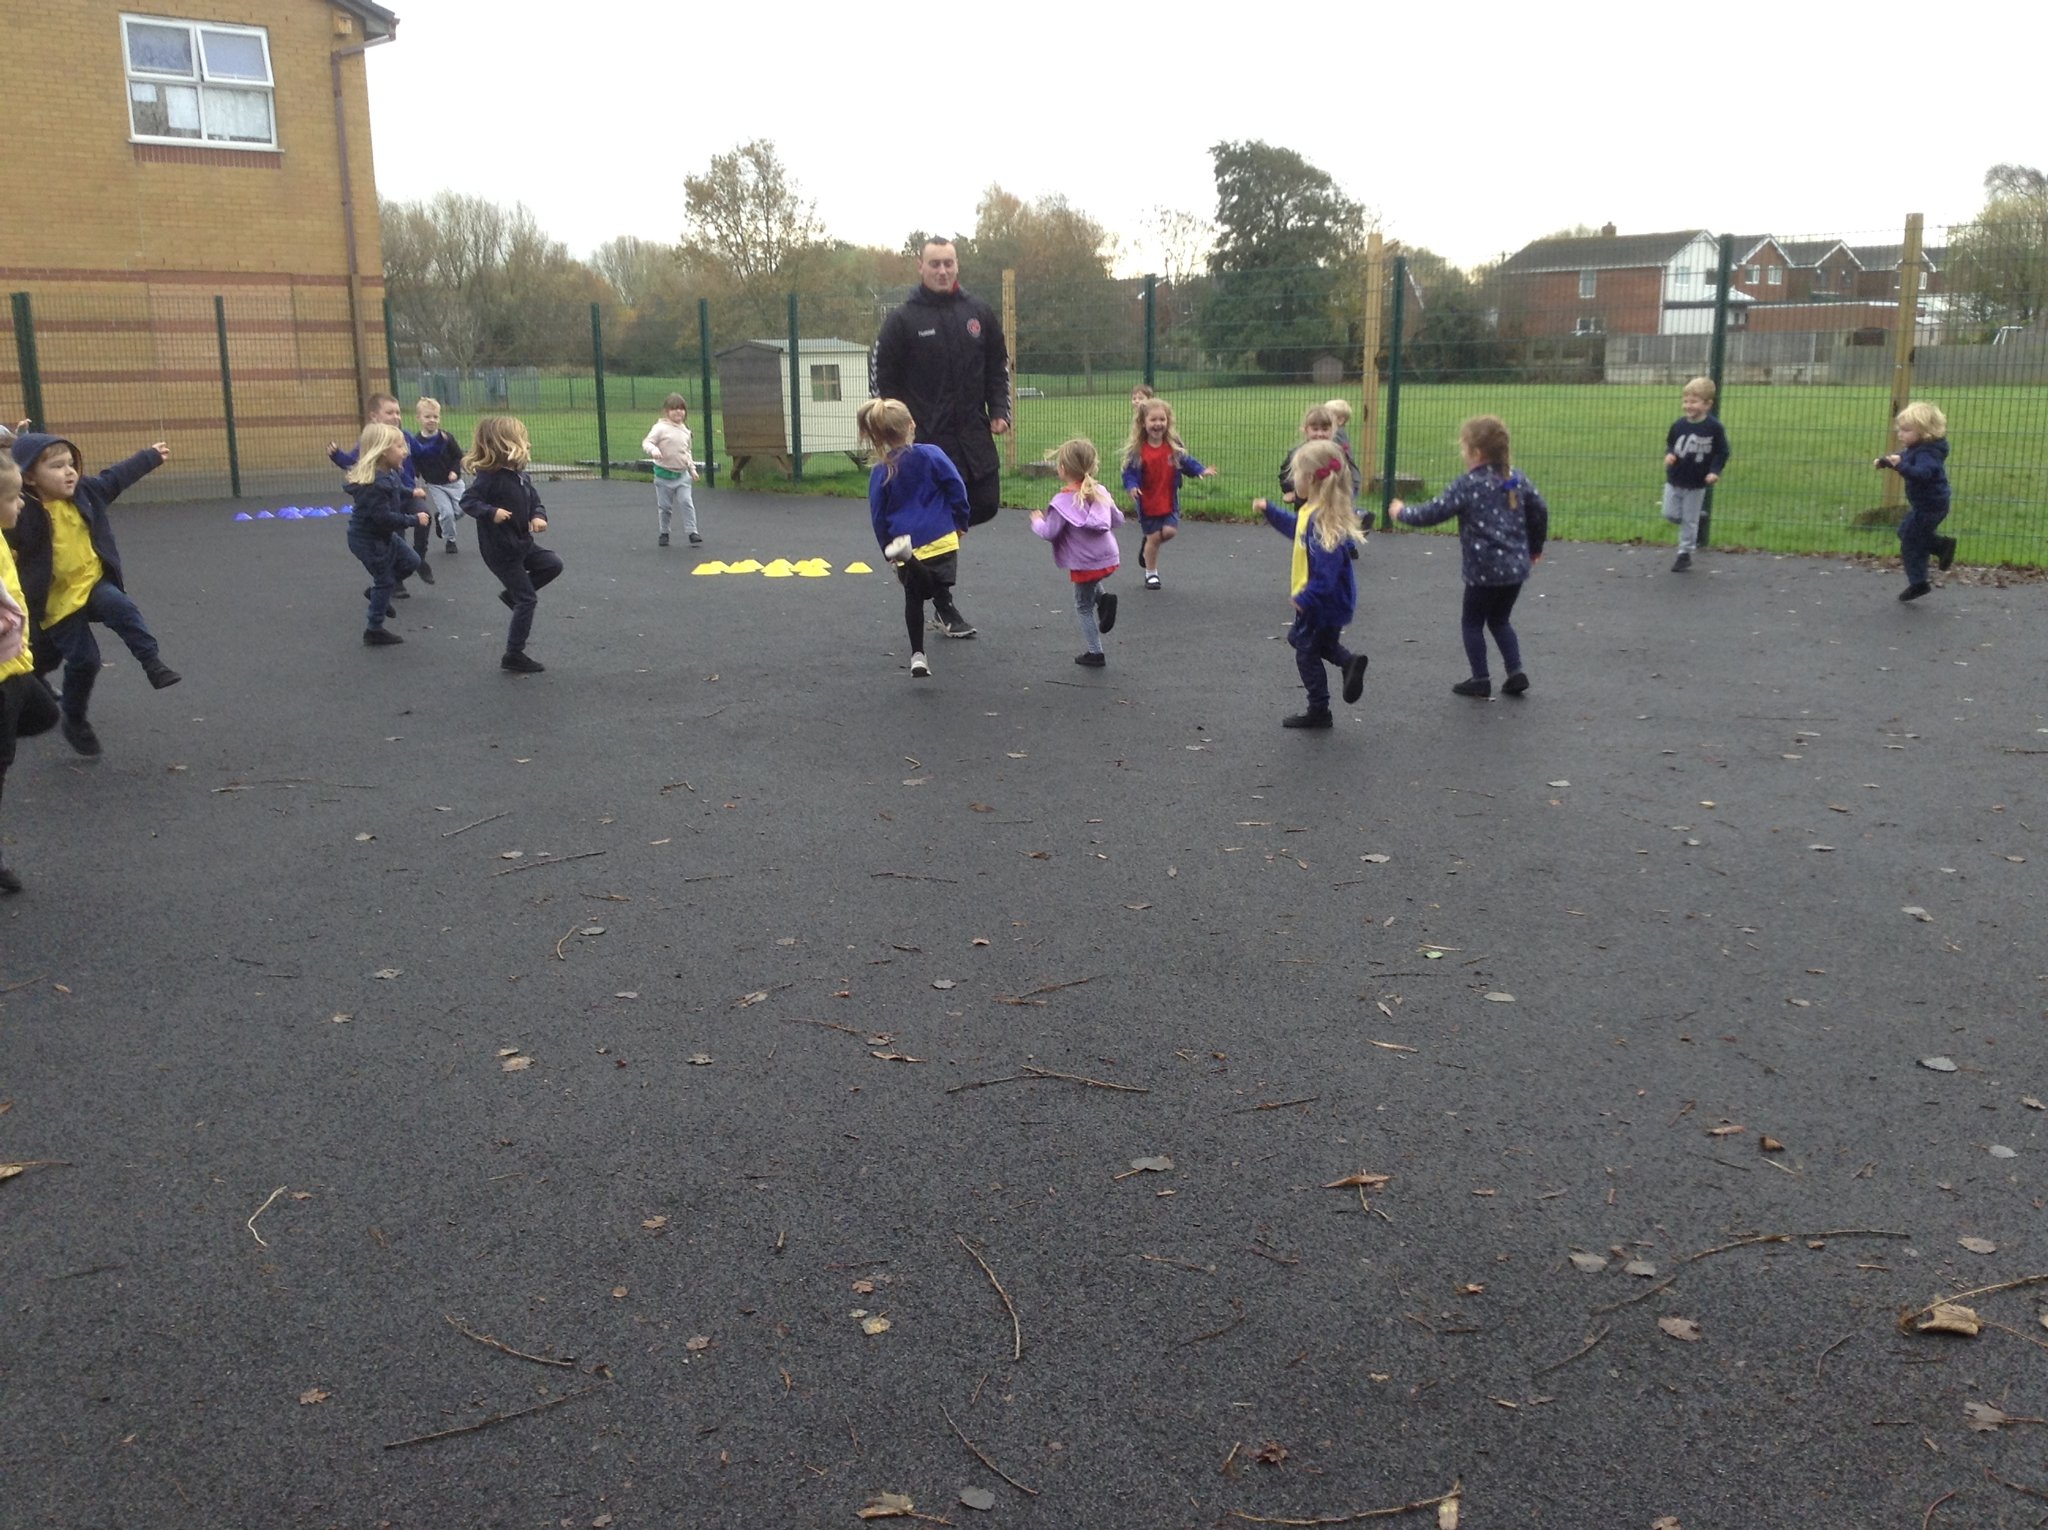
433, 378, 2048, 567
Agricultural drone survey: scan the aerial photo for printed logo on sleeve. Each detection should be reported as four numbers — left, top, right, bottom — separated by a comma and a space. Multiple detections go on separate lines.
966, 318, 982, 338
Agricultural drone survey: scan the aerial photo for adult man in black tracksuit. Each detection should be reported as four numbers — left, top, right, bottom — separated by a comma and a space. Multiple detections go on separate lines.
871, 240, 1011, 639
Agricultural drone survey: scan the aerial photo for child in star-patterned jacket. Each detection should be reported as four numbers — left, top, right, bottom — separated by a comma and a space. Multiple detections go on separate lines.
1387, 416, 1548, 700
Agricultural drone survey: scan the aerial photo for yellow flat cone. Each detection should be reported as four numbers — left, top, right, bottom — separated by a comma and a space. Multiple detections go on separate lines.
691, 561, 729, 575
794, 558, 832, 577
724, 558, 763, 574
760, 558, 795, 578
844, 561, 875, 574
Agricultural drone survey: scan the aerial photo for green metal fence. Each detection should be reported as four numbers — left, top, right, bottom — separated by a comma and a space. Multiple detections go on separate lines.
5, 211, 2044, 565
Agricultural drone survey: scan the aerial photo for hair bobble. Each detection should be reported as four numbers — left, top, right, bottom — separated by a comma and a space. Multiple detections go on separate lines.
1312, 458, 1345, 484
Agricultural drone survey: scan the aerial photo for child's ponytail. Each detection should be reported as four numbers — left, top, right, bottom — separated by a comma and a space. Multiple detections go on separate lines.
1053, 437, 1109, 506
858, 398, 915, 482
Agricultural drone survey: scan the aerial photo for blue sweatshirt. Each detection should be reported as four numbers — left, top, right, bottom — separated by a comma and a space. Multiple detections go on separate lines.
1396, 466, 1550, 587
1665, 414, 1731, 489
407, 429, 464, 486
1881, 437, 1950, 516
869, 444, 970, 552
347, 471, 417, 536
1261, 501, 1358, 629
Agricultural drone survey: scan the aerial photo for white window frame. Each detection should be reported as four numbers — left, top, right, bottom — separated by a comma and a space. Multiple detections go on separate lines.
1744, 264, 1761, 284
1766, 265, 1783, 286
1574, 315, 1603, 336
122, 13, 279, 151
1578, 270, 1597, 299
810, 363, 842, 403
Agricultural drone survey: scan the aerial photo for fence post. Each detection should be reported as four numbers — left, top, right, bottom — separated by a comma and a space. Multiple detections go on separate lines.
1880, 212, 1926, 518
590, 303, 610, 480
1142, 274, 1157, 391
215, 295, 242, 499
786, 292, 803, 482
1001, 269, 1018, 472
10, 293, 45, 432
1359, 231, 1385, 491
1699, 233, 1734, 549
382, 296, 400, 398
699, 298, 717, 488
1378, 256, 1408, 530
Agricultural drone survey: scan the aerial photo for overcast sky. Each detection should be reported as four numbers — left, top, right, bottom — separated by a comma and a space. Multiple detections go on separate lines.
365, 0, 2032, 276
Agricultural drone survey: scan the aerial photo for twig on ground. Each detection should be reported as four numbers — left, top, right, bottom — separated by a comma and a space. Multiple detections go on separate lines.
491, 850, 606, 877
1532, 1327, 1609, 1377
992, 975, 1098, 1006
245, 1185, 287, 1248
940, 1404, 1038, 1497
946, 1065, 1149, 1095
1227, 1478, 1462, 1524
553, 922, 582, 960
1177, 1299, 1247, 1348
1234, 1096, 1321, 1113
869, 870, 959, 883
1922, 1489, 1955, 1528
382, 1380, 610, 1449
956, 1234, 1022, 1361
1988, 1469, 2048, 1505
1684, 1228, 1908, 1265
659, 779, 694, 794
1816, 1332, 1853, 1382
1901, 1273, 2048, 1332
441, 811, 507, 838
681, 873, 735, 883
0, 973, 51, 995
445, 1314, 576, 1368
1591, 1274, 1678, 1314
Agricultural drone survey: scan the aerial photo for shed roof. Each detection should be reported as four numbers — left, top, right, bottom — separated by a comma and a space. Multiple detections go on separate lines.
1497, 230, 1712, 275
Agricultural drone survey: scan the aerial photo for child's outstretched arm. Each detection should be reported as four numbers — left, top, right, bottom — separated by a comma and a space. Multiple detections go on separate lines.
84, 443, 168, 504
1254, 497, 1298, 536
1387, 481, 1466, 529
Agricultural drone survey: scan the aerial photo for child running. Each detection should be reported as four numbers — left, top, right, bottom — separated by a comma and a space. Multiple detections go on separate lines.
1874, 400, 1955, 602
640, 394, 700, 547
1277, 404, 1341, 506
1662, 376, 1730, 572
409, 398, 466, 555
0, 455, 62, 893
1121, 398, 1215, 589
461, 417, 562, 674
1254, 440, 1368, 729
1387, 415, 1548, 699
344, 422, 431, 647
331, 393, 430, 594
5, 430, 179, 758
1031, 438, 1123, 668
857, 398, 969, 681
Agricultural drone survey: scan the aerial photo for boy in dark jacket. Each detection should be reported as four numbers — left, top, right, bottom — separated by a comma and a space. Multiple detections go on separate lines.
460, 417, 562, 674
1662, 377, 1731, 572
4, 431, 178, 757
408, 397, 466, 555
1876, 400, 1955, 601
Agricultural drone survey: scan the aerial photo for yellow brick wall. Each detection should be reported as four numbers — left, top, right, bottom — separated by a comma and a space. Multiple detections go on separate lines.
0, 2, 391, 497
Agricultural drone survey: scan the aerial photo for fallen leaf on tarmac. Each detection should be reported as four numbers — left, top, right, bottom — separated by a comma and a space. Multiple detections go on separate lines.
1255, 1441, 1289, 1466
592, 1515, 614, 1529
299, 1387, 328, 1405
499, 851, 523, 860
1569, 1252, 1608, 1273
1657, 1317, 1702, 1342
959, 1486, 996, 1511
1024, 851, 1050, 860
685, 1335, 711, 1352
1959, 1236, 1999, 1255
871, 1051, 927, 1063
329, 1013, 352, 1024
615, 991, 639, 1000
2026, 1097, 2046, 1111
1990, 1145, 2017, 1159
1919, 1056, 1959, 1072
857, 1494, 917, 1520
579, 925, 606, 937
496, 1047, 520, 1056
372, 968, 401, 980
1458, 1283, 1486, 1295
687, 1054, 714, 1066
1440, 1501, 1460, 1530
860, 1315, 892, 1335
932, 978, 956, 990
1484, 992, 1515, 1003
500, 1055, 533, 1072
971, 938, 990, 947
1325, 1170, 1391, 1190
1966, 1401, 2018, 1431
642, 1216, 668, 1231
1124, 902, 1151, 910
611, 1286, 628, 1299
1361, 853, 1392, 864
733, 991, 769, 1008
970, 803, 993, 813
852, 1279, 875, 1295
1916, 1303, 1981, 1335
1759, 1136, 1785, 1152
1706, 1124, 1744, 1138
1624, 1260, 1659, 1278
1902, 906, 1933, 922
353, 832, 374, 843
1548, 780, 1570, 788
1126, 1156, 1175, 1174
1651, 1518, 1682, 1530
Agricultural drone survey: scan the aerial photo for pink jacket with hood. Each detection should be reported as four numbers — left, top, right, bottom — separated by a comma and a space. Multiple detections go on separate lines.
1032, 487, 1124, 572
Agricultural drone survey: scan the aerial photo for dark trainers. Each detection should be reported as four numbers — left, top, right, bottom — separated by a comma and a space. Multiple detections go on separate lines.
1501, 670, 1530, 696
1096, 590, 1118, 634
1452, 677, 1492, 698
0, 859, 20, 895
363, 627, 404, 646
1671, 552, 1692, 572
390, 585, 411, 599
1075, 651, 1106, 668
1283, 709, 1333, 730
415, 560, 436, 586
659, 532, 670, 547
444, 538, 459, 554
1342, 653, 1369, 704
1937, 537, 1957, 572
61, 715, 102, 756
936, 611, 977, 639
501, 650, 545, 673
1899, 582, 1932, 602
145, 661, 182, 690
688, 532, 703, 545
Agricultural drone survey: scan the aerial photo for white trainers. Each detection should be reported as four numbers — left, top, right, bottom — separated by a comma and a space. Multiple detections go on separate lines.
884, 535, 913, 563
910, 652, 930, 678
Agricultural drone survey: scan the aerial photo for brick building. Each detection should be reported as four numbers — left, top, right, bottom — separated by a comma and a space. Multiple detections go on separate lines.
1495, 228, 1722, 339
0, 1, 399, 498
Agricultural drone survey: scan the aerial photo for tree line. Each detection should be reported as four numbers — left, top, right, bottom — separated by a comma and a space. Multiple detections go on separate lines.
379, 144, 2046, 384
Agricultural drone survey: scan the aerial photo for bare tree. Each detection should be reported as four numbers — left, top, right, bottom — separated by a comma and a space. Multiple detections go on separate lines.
681, 139, 824, 338
592, 235, 682, 311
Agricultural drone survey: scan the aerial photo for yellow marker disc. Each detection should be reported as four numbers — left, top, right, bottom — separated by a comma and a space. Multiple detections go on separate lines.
691, 562, 728, 575
794, 559, 832, 577
760, 558, 795, 578
844, 561, 874, 574
724, 558, 763, 574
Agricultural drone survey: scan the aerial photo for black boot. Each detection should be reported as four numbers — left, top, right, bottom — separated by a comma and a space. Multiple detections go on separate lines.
59, 666, 101, 757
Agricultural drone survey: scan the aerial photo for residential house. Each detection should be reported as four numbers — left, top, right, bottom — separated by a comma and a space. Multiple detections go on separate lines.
1495, 227, 1728, 339
0, 1, 400, 498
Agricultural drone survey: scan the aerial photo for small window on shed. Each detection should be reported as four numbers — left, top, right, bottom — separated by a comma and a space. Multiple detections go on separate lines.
810, 364, 842, 402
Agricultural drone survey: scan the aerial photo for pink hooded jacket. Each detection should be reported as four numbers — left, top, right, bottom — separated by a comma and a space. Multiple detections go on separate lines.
1032, 487, 1124, 573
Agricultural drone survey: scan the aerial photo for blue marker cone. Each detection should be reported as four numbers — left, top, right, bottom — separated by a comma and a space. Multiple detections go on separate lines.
233, 511, 253, 521
255, 509, 275, 519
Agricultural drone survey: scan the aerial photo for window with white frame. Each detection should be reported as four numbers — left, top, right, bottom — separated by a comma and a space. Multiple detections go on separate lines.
1767, 266, 1783, 285
1578, 270, 1597, 299
123, 14, 276, 148
1574, 316, 1603, 335
810, 363, 842, 403
1744, 264, 1761, 284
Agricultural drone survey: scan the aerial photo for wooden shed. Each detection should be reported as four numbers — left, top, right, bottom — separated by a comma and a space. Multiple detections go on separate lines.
715, 338, 871, 479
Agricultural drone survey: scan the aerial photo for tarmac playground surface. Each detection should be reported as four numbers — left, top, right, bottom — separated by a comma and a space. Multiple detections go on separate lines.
2, 478, 2046, 1527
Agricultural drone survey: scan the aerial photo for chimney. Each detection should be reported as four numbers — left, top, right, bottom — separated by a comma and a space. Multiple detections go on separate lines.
1601, 223, 1617, 238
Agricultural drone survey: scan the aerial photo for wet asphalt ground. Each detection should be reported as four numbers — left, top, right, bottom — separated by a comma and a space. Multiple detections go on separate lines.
2, 479, 2045, 1529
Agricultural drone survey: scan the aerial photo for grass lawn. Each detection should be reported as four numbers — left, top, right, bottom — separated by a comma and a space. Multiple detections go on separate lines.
433, 379, 2048, 567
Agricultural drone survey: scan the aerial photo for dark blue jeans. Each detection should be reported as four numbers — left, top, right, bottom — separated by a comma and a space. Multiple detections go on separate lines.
1898, 504, 1949, 587
349, 528, 422, 628
1460, 582, 1523, 679
41, 581, 162, 715
492, 548, 564, 652
1289, 613, 1354, 712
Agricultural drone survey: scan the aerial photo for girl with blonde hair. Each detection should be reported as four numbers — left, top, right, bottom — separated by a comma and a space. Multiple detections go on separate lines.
858, 398, 971, 679
1254, 439, 1368, 729
1030, 437, 1124, 668
1120, 398, 1214, 589
345, 421, 432, 647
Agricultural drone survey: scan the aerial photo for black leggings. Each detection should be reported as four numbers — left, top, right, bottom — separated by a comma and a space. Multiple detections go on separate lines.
1460, 582, 1523, 678
895, 551, 957, 649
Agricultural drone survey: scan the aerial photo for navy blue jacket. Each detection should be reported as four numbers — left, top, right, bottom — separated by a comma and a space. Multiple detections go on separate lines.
1261, 501, 1359, 628
333, 440, 417, 491
462, 467, 548, 565
1881, 437, 1950, 516
868, 444, 970, 552
1396, 466, 1550, 586
870, 284, 1011, 481
3, 433, 162, 616
347, 471, 418, 537
407, 429, 463, 486
1665, 414, 1731, 489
